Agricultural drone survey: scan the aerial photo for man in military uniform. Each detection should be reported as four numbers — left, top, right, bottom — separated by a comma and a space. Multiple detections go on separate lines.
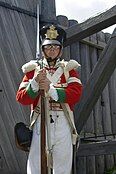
16, 24, 83, 174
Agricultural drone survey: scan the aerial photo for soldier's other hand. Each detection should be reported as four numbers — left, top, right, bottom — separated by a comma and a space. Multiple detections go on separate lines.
39, 78, 51, 92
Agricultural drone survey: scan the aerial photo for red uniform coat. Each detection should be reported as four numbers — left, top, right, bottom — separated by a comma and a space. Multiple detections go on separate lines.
16, 59, 83, 111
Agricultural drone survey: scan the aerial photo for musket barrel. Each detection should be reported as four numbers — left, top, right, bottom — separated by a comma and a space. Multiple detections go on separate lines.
36, 3, 48, 173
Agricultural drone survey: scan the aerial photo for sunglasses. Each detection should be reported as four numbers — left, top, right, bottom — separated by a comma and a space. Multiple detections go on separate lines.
44, 45, 61, 50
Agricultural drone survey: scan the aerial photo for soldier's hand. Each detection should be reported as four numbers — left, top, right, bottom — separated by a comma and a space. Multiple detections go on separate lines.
39, 78, 51, 92
35, 69, 47, 84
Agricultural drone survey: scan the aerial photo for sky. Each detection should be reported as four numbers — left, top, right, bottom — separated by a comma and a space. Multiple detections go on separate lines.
55, 0, 116, 34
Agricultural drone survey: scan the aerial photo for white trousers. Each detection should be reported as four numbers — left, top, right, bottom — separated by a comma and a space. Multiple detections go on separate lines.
27, 110, 72, 174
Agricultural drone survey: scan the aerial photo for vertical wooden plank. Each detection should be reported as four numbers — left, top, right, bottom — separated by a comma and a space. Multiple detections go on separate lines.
0, 145, 9, 174
101, 87, 112, 134
85, 34, 99, 174
69, 20, 80, 62
68, 19, 86, 173
0, 9, 29, 171
68, 20, 83, 132
0, 84, 20, 172
85, 34, 101, 174
1, 7, 31, 121
97, 32, 112, 135
57, 15, 70, 61
78, 41, 95, 173
104, 33, 111, 43
97, 31, 114, 171
28, 0, 36, 12
0, 36, 29, 122
0, 8, 23, 80
41, 0, 56, 22
93, 99, 103, 136
105, 155, 114, 172
95, 155, 105, 174
57, 15, 69, 27
0, 0, 6, 3
108, 69, 116, 134
80, 42, 95, 136
105, 32, 116, 170
106, 34, 116, 174
10, 11, 34, 60
13, 0, 27, 9
77, 157, 86, 174
105, 33, 116, 135
10, 0, 29, 11
0, 8, 30, 120
89, 33, 97, 44
108, 69, 116, 135
0, 60, 28, 172
89, 40, 103, 136
0, 81, 9, 174
86, 156, 96, 174
19, 14, 36, 59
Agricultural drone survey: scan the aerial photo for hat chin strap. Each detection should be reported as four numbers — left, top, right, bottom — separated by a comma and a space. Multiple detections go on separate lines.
45, 56, 58, 66
46, 57, 56, 62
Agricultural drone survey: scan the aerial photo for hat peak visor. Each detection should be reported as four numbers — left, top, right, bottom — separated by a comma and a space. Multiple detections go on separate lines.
42, 39, 61, 46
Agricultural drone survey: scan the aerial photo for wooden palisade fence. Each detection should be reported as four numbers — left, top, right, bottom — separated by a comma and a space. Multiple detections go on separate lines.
0, 0, 116, 173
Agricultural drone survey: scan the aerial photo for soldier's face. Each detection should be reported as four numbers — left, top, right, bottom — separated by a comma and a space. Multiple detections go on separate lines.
43, 44, 61, 59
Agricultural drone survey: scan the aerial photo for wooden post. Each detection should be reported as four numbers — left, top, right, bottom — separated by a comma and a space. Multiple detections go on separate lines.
40, 0, 57, 24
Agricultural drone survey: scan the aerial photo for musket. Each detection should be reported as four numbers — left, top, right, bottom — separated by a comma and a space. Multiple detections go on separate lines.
36, 4, 48, 174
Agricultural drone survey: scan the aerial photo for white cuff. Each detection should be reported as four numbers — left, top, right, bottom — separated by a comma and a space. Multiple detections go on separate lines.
48, 83, 58, 101
29, 78, 39, 92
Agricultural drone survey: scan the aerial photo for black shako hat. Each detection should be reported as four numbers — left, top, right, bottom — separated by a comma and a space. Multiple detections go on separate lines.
39, 24, 66, 47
